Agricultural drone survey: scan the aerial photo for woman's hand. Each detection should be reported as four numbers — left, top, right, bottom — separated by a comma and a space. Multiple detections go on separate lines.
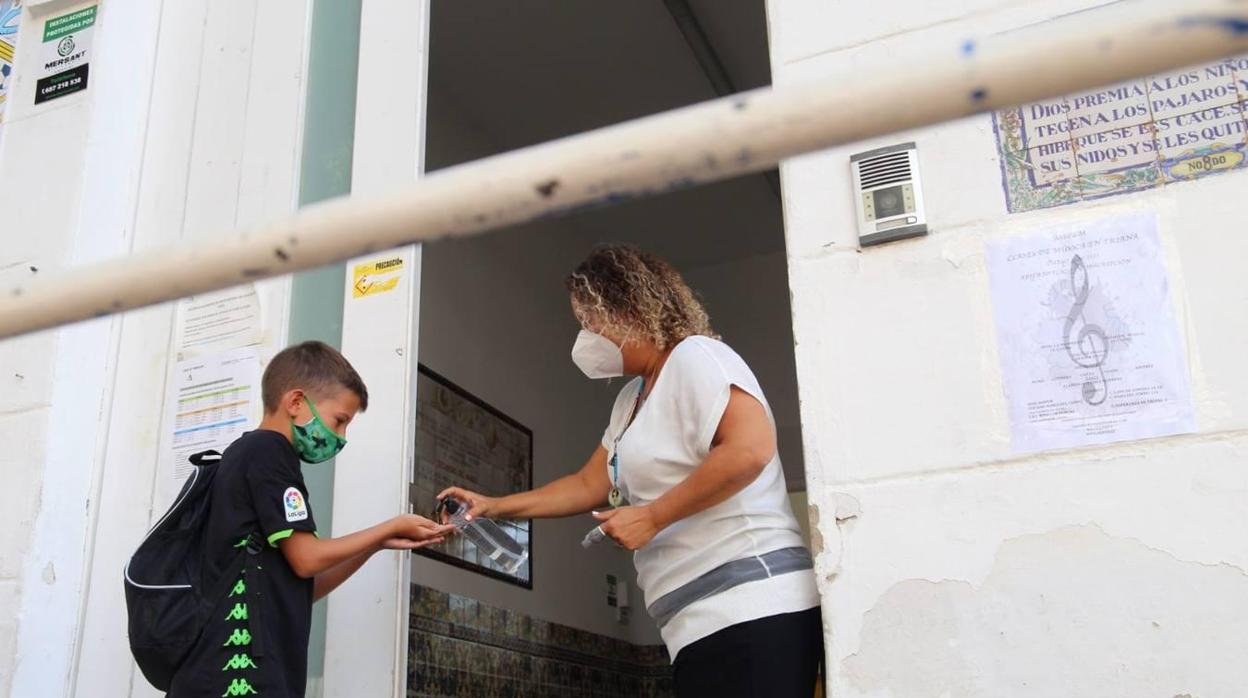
592, 506, 663, 551
385, 513, 454, 550
436, 486, 498, 522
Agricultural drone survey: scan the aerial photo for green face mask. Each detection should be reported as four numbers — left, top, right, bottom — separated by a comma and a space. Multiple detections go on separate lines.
291, 397, 346, 464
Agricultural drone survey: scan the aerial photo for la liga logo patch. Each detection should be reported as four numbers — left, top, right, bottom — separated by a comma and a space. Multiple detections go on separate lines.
284, 487, 308, 522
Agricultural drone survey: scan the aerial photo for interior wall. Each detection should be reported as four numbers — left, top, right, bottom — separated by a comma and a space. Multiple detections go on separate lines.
767, 0, 1248, 695
415, 214, 807, 648
416, 219, 656, 645
417, 90, 657, 645
418, 68, 811, 643
684, 251, 804, 489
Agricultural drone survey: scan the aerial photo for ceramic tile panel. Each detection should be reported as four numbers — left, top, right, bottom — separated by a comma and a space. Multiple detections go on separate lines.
993, 54, 1248, 211
408, 584, 674, 697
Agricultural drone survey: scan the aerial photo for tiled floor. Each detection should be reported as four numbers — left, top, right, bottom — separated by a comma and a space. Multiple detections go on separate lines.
408, 584, 674, 697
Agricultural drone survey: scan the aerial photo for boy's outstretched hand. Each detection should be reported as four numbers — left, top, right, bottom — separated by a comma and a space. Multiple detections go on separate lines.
383, 514, 454, 550
285, 514, 454, 601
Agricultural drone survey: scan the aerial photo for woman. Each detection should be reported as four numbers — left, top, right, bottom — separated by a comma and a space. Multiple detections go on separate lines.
440, 245, 822, 697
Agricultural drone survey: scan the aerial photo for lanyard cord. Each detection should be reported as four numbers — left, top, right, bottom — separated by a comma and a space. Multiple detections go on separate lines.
609, 377, 645, 490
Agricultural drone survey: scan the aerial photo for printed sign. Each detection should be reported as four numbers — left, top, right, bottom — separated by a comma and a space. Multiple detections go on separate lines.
34, 5, 94, 105
985, 213, 1195, 453
167, 347, 261, 480
0, 0, 21, 131
352, 256, 404, 298
993, 55, 1248, 212
174, 285, 263, 360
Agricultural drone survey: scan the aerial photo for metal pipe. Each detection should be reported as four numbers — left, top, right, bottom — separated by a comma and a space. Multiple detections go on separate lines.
1, 0, 1246, 339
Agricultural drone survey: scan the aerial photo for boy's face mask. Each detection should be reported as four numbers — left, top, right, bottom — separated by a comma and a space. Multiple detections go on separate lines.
291, 397, 347, 464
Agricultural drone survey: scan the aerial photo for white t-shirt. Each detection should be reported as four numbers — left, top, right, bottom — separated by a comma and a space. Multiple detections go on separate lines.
601, 335, 819, 659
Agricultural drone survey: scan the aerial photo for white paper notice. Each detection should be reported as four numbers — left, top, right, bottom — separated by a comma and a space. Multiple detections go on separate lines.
175, 285, 262, 359
168, 347, 260, 480
986, 213, 1195, 453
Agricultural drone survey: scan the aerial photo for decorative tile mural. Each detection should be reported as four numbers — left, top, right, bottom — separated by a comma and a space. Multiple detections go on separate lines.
992, 55, 1248, 213
408, 584, 674, 698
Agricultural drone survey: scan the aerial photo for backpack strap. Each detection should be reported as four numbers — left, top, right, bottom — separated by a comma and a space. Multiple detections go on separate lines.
188, 450, 223, 467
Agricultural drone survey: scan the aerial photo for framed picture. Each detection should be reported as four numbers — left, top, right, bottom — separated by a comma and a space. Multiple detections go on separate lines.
412, 364, 533, 588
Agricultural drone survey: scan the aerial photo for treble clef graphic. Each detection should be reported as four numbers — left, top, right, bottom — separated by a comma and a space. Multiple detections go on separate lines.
1063, 254, 1109, 406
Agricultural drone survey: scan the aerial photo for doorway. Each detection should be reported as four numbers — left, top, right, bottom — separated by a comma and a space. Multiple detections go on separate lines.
411, 1, 806, 695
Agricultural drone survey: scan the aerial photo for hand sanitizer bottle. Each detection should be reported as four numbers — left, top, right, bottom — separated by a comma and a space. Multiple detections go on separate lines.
442, 497, 528, 574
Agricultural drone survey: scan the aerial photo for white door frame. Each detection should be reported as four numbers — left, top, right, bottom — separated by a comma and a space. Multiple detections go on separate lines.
322, 2, 430, 696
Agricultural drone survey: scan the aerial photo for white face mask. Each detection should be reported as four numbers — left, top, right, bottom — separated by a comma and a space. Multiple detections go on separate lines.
571, 329, 624, 379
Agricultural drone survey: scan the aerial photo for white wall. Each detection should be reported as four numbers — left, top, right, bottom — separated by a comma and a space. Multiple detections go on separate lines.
0, 0, 101, 689
768, 1, 1248, 696
0, 2, 309, 695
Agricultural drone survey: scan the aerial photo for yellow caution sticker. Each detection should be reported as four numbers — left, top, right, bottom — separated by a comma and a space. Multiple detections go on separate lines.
352, 256, 404, 298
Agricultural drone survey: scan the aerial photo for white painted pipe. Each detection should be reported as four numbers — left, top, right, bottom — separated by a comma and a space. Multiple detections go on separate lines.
1, 0, 1246, 339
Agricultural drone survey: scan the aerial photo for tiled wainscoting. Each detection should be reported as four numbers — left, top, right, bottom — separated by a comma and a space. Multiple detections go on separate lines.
408, 584, 675, 697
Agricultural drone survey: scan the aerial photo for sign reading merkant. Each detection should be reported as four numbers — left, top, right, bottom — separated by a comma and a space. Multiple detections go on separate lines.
993, 55, 1248, 213
34, 5, 95, 105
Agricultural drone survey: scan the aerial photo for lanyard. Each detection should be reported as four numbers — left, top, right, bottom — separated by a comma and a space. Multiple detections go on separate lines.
608, 377, 644, 508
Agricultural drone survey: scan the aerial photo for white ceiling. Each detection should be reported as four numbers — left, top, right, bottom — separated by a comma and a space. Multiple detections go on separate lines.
426, 0, 783, 270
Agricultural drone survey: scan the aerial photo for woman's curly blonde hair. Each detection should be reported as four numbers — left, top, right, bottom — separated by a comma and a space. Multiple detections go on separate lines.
566, 244, 718, 350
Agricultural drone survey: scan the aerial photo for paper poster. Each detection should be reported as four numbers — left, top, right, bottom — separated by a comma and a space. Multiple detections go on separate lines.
34, 4, 93, 105
352, 256, 404, 298
0, 0, 21, 133
168, 347, 260, 480
993, 55, 1248, 212
175, 285, 262, 359
985, 213, 1195, 453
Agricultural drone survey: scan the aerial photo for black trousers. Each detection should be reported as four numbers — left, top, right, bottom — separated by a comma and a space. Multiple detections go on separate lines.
673, 607, 824, 698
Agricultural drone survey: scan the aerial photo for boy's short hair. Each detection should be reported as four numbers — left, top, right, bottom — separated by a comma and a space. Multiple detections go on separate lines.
262, 341, 369, 412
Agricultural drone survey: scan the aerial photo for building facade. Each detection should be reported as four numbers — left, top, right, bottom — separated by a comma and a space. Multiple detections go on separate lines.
1, 1, 1246, 697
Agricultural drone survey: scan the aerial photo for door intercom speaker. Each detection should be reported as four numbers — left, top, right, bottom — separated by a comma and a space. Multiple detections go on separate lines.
850, 142, 928, 246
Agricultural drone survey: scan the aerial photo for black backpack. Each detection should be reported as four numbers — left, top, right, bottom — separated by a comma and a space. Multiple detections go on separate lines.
123, 450, 266, 691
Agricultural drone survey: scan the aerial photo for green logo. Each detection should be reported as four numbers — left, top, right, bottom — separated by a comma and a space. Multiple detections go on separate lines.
222, 628, 252, 648
221, 678, 259, 696
221, 653, 258, 672
224, 603, 249, 622
228, 579, 247, 597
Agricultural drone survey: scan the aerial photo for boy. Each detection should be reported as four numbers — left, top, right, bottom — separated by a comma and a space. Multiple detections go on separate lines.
167, 341, 451, 697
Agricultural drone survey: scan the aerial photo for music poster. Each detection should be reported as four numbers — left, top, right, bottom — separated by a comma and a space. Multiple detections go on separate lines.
985, 213, 1195, 453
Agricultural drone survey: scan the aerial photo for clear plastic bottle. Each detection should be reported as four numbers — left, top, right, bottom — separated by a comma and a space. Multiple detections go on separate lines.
442, 497, 528, 573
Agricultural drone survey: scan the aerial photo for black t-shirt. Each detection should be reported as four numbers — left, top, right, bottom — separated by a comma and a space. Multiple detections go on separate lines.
167, 430, 318, 698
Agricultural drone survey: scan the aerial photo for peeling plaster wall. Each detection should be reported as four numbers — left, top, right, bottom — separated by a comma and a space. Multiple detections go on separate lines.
766, 0, 1248, 695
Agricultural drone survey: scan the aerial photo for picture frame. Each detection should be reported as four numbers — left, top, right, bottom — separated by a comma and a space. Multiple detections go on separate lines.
412, 364, 533, 588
